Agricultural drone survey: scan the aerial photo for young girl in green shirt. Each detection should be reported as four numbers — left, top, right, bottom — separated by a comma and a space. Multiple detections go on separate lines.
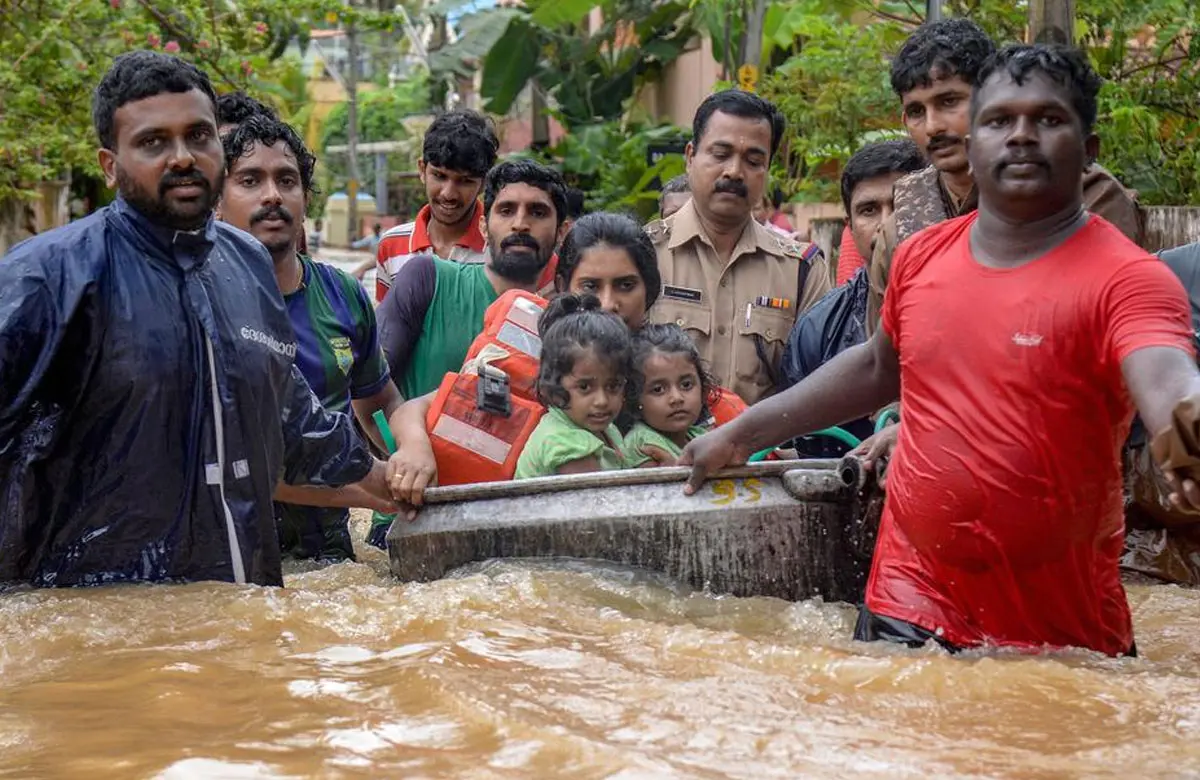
622, 323, 715, 467
515, 294, 632, 478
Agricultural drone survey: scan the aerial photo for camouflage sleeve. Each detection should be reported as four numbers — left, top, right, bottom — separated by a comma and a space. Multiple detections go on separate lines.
1083, 164, 1144, 247
865, 214, 898, 337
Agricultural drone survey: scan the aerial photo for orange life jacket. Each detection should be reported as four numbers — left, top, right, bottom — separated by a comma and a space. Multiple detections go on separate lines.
707, 386, 748, 428
425, 370, 546, 486
461, 289, 547, 401
426, 290, 550, 486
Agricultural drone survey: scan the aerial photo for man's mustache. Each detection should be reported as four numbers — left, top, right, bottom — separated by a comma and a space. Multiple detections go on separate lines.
250, 204, 294, 225
998, 151, 1049, 170
500, 233, 540, 251
926, 133, 963, 153
159, 171, 210, 196
713, 179, 748, 198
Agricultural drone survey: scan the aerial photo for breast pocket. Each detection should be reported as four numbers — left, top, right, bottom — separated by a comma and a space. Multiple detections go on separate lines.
653, 300, 712, 346
736, 306, 794, 390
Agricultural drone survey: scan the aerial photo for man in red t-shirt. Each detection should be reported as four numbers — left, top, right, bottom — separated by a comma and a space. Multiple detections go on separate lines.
677, 45, 1200, 656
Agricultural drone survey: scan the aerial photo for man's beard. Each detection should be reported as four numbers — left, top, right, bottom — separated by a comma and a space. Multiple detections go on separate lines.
490, 233, 552, 285
116, 164, 222, 231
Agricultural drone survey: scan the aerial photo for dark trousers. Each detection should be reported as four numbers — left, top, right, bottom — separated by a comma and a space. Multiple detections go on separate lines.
853, 606, 1137, 657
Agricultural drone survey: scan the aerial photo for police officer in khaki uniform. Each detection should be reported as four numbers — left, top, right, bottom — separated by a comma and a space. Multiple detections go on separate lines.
646, 90, 829, 405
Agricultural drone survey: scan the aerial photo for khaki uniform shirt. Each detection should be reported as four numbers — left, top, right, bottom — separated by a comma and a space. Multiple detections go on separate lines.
646, 200, 830, 405
866, 163, 1145, 334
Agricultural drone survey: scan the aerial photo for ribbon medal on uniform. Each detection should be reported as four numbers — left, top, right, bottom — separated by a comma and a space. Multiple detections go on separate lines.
753, 296, 792, 311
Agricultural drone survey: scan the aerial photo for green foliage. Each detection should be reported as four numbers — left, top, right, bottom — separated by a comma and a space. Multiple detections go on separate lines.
317, 75, 433, 217
758, 0, 1200, 205
536, 120, 689, 221
1, 1, 297, 203
761, 8, 908, 202
1075, 0, 1200, 206
0, 0, 411, 206
436, 0, 696, 130
318, 73, 432, 151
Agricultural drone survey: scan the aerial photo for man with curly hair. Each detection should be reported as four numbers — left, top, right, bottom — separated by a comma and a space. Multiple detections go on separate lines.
219, 115, 406, 562
366, 109, 500, 302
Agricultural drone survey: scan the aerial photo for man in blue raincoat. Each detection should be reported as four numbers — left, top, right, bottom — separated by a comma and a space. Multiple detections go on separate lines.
0, 51, 396, 587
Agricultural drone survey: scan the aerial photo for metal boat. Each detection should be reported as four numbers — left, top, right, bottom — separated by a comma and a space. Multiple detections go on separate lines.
387, 459, 882, 603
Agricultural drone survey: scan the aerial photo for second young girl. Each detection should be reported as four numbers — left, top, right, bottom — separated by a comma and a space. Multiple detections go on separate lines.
622, 323, 716, 467
514, 294, 631, 479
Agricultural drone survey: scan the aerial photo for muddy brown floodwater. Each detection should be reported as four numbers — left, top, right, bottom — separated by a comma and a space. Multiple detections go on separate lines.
1, 512, 1198, 780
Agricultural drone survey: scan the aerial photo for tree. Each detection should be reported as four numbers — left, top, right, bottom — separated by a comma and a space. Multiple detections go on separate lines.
315, 73, 432, 218
760, 10, 909, 202
758, 0, 1200, 205
431, 0, 698, 130
0, 0, 419, 208
0, 0, 321, 206
531, 119, 689, 220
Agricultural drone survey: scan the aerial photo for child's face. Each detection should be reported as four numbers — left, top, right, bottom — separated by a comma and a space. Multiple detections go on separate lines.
562, 349, 626, 434
638, 350, 703, 434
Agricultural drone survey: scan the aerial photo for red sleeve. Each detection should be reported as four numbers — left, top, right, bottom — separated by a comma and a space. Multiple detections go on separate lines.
835, 225, 864, 286
1102, 256, 1195, 366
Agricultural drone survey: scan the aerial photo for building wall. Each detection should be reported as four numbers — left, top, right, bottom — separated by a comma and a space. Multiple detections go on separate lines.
644, 36, 724, 130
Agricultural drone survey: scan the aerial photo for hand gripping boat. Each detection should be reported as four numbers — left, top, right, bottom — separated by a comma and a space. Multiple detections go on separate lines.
386, 459, 882, 603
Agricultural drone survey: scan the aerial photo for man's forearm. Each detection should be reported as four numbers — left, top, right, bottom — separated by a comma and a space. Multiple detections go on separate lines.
730, 341, 900, 452
390, 392, 434, 446
275, 483, 368, 508
276, 460, 396, 513
1125, 347, 1200, 437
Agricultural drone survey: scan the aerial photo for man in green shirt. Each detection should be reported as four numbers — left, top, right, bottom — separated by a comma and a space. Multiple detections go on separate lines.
377, 159, 570, 399
220, 115, 405, 561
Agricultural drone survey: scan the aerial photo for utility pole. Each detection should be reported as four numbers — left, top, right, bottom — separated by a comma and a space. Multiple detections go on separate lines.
926, 0, 943, 23
1028, 0, 1074, 45
740, 0, 768, 90
346, 4, 362, 244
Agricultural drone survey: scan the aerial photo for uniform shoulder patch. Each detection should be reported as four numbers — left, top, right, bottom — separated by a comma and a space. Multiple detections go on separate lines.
773, 234, 822, 264
643, 219, 672, 245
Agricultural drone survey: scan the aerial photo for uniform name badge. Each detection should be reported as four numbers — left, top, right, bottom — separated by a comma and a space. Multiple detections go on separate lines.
663, 285, 703, 303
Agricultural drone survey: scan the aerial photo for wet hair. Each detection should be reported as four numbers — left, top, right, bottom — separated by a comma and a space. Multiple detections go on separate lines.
483, 159, 569, 227
92, 50, 218, 150
628, 323, 718, 421
693, 89, 787, 160
840, 138, 925, 214
565, 187, 586, 220
422, 109, 499, 178
554, 212, 662, 309
223, 115, 318, 196
216, 91, 277, 128
658, 174, 690, 212
890, 18, 996, 98
972, 44, 1103, 135
536, 294, 632, 409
